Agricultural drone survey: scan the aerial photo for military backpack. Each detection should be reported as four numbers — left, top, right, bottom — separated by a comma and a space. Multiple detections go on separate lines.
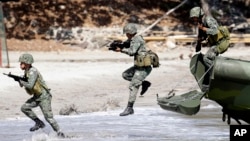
147, 50, 160, 68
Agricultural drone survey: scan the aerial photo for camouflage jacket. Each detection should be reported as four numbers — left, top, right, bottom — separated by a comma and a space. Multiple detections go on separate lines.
198, 15, 219, 41
121, 35, 147, 57
20, 66, 49, 96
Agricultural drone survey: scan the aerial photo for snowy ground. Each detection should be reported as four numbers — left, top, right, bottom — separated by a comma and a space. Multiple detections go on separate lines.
1, 44, 250, 140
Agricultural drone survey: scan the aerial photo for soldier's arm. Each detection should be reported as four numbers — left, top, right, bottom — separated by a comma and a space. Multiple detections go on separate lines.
121, 39, 140, 56
203, 17, 219, 35
20, 69, 38, 89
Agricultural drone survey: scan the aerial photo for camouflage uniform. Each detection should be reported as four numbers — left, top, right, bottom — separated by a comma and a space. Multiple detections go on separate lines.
190, 7, 230, 67
121, 35, 152, 102
18, 53, 63, 136
120, 23, 152, 116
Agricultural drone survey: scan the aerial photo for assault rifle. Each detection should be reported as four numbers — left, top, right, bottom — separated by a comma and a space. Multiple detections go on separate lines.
3, 72, 27, 82
108, 40, 130, 51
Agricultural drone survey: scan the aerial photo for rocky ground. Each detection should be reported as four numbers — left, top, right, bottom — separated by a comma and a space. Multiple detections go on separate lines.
2, 0, 250, 40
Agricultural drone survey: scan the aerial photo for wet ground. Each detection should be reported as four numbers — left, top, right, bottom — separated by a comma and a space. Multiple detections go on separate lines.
0, 100, 231, 141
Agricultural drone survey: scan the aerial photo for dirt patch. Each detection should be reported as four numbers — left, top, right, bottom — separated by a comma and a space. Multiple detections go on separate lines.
6, 39, 81, 52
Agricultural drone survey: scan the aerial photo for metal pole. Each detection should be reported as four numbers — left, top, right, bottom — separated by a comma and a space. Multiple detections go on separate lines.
0, 33, 2, 67
0, 2, 10, 68
0, 2, 2, 68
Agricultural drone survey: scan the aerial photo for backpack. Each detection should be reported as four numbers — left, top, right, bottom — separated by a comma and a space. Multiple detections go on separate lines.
218, 26, 230, 39
147, 50, 160, 68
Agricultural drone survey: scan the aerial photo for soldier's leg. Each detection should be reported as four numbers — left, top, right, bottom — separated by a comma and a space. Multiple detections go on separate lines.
140, 67, 152, 95
120, 67, 152, 116
21, 97, 39, 120
129, 67, 152, 102
122, 66, 136, 81
128, 78, 141, 103
203, 46, 218, 68
39, 94, 60, 132
202, 46, 218, 91
120, 73, 141, 116
21, 97, 45, 131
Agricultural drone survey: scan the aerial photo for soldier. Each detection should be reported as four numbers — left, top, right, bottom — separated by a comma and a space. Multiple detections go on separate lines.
190, 6, 230, 91
18, 53, 64, 137
115, 23, 152, 116
190, 6, 230, 67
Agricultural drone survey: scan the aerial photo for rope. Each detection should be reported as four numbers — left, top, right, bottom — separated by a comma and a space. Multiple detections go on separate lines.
166, 62, 196, 97
138, 0, 188, 35
196, 63, 214, 85
168, 56, 215, 96
188, 62, 214, 91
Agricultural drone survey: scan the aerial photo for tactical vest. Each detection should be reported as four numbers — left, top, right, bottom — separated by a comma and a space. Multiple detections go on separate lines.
25, 70, 48, 96
134, 50, 160, 68
134, 53, 151, 67
208, 26, 230, 53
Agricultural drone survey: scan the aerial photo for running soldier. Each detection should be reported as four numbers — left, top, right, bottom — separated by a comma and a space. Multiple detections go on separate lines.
18, 53, 64, 137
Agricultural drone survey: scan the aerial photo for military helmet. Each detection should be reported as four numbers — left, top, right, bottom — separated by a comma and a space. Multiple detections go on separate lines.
190, 7, 204, 18
123, 23, 137, 34
19, 53, 34, 64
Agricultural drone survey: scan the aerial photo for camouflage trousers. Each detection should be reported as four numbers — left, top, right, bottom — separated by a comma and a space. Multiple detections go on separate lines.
122, 66, 152, 102
203, 46, 218, 68
21, 92, 60, 132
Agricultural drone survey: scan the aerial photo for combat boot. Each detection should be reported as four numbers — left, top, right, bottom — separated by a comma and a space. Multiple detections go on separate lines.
57, 131, 65, 138
140, 80, 151, 96
120, 102, 134, 116
30, 118, 45, 132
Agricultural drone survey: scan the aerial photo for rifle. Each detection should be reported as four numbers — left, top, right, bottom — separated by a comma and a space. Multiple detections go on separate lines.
107, 40, 130, 51
3, 72, 27, 82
